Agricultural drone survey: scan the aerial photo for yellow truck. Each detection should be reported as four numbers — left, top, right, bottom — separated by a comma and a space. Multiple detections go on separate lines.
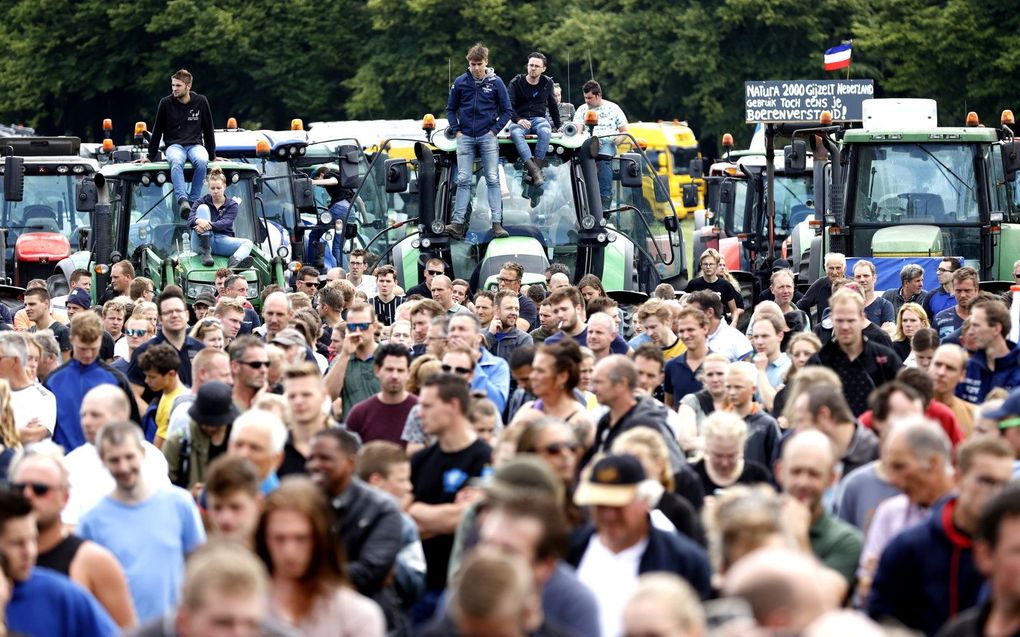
625, 121, 704, 218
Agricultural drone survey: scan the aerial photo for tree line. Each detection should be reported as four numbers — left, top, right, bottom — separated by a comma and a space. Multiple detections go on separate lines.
1, 0, 1017, 158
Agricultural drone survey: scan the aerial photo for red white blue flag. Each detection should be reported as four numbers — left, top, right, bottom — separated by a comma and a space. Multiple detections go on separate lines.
824, 42, 852, 71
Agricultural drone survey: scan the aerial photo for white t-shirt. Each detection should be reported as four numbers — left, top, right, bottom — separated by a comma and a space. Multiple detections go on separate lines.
573, 99, 629, 137
355, 274, 378, 298
11, 383, 57, 434
576, 534, 647, 637
62, 441, 170, 527
113, 337, 129, 360
708, 322, 754, 362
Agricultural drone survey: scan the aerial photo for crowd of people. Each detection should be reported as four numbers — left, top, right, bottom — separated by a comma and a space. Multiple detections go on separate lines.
0, 243, 1019, 637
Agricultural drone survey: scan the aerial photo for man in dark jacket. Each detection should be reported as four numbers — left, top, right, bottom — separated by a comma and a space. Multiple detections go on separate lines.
586, 355, 685, 472
868, 436, 1014, 636
307, 428, 404, 616
568, 455, 711, 637
507, 52, 561, 186
147, 69, 217, 216
958, 298, 1020, 404
444, 43, 513, 240
808, 289, 902, 416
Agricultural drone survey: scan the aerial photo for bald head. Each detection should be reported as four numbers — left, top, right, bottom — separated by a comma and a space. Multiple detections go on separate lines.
782, 429, 837, 467
549, 273, 570, 291
81, 384, 132, 444
723, 547, 835, 632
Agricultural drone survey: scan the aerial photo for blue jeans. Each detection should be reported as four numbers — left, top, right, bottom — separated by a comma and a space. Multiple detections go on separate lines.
596, 139, 617, 204
452, 133, 501, 224
165, 144, 209, 204
191, 204, 252, 261
509, 117, 552, 162
306, 200, 349, 267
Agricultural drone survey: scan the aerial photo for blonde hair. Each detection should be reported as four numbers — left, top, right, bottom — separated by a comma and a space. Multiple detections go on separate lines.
894, 302, 930, 342
703, 411, 748, 446
0, 379, 21, 449
829, 288, 865, 314
207, 166, 227, 184
612, 427, 674, 491
625, 574, 705, 635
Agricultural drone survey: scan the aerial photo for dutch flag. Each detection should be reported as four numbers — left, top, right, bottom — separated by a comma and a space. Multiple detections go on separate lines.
824, 42, 852, 71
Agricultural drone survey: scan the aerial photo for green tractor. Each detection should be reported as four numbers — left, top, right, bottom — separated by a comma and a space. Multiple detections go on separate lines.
74, 159, 288, 308
348, 119, 686, 310
793, 98, 1020, 291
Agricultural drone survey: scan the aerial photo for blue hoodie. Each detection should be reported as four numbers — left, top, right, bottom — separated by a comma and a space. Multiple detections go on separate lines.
45, 359, 140, 451
957, 342, 1020, 404
867, 497, 982, 636
445, 68, 512, 138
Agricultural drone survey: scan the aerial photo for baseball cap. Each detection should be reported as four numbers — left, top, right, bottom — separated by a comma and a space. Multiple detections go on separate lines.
272, 328, 306, 348
194, 293, 216, 308
984, 387, 1020, 426
772, 259, 792, 272
67, 288, 91, 310
573, 454, 646, 507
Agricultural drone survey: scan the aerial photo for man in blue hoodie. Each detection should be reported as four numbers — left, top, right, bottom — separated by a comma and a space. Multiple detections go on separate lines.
444, 43, 513, 240
958, 298, 1020, 404
868, 436, 1015, 636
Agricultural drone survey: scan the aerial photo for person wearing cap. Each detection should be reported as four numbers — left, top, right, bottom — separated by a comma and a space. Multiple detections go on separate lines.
567, 454, 711, 637
270, 327, 310, 365
882, 264, 928, 315
192, 293, 215, 321
981, 387, 1020, 478
162, 380, 239, 492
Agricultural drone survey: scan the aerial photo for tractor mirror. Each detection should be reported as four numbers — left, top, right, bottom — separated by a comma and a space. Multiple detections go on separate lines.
689, 159, 703, 179
784, 140, 808, 173
3, 156, 23, 202
620, 153, 643, 188
75, 178, 98, 212
719, 180, 736, 205
291, 176, 316, 211
682, 183, 699, 209
385, 159, 409, 193
340, 150, 362, 189
1002, 140, 1020, 181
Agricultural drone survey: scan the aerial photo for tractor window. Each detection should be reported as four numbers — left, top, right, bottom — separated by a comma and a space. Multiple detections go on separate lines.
852, 143, 981, 224
670, 146, 699, 175
0, 173, 86, 248
770, 174, 813, 233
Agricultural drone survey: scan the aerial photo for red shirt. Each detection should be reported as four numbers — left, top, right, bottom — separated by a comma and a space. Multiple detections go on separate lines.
860, 400, 964, 447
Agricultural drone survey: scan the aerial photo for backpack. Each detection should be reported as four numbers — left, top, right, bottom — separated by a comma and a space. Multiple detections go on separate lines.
140, 401, 159, 443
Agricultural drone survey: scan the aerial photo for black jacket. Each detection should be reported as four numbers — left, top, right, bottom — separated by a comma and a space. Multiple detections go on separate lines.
809, 336, 902, 416
567, 520, 712, 599
331, 479, 404, 598
585, 395, 684, 472
148, 92, 216, 161
508, 73, 562, 129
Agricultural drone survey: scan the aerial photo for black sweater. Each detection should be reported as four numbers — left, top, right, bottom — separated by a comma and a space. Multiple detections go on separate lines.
508, 74, 561, 129
148, 92, 216, 161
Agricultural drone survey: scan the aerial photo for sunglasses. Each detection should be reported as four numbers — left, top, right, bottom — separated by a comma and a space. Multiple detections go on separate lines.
12, 482, 52, 497
125, 328, 148, 337
541, 442, 578, 456
427, 270, 444, 277
441, 363, 473, 375
348, 322, 371, 332
238, 360, 270, 369
302, 281, 320, 289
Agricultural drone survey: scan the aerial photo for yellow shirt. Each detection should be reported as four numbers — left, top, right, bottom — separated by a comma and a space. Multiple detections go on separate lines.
156, 384, 187, 440
662, 336, 687, 363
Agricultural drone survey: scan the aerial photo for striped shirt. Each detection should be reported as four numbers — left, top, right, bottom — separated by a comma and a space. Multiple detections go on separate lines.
372, 295, 404, 326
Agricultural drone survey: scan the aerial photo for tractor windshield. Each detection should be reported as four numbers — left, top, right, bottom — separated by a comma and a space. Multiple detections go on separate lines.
851, 143, 981, 224
0, 173, 89, 250
117, 177, 257, 260
769, 174, 814, 233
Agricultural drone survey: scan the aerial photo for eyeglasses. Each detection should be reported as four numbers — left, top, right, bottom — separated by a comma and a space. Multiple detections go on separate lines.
12, 482, 52, 497
541, 442, 578, 456
497, 277, 519, 284
238, 360, 270, 369
427, 270, 444, 277
124, 328, 148, 337
302, 281, 319, 289
441, 363, 473, 375
936, 268, 952, 274
347, 322, 371, 332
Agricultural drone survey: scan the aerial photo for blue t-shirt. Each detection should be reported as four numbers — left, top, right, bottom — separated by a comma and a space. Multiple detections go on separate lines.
79, 487, 205, 623
865, 297, 895, 326
8, 567, 118, 637
664, 352, 705, 409
934, 307, 964, 339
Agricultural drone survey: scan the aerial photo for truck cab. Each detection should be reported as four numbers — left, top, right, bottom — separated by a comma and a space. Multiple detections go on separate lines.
625, 121, 704, 218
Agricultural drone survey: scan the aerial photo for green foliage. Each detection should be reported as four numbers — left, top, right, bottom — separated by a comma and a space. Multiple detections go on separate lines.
0, 0, 1017, 155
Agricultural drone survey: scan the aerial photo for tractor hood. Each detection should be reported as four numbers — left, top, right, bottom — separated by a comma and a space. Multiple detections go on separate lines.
15, 232, 71, 263
871, 225, 943, 257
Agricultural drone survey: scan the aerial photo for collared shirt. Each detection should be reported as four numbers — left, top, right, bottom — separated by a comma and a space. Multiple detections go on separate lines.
809, 336, 902, 416
763, 353, 792, 389
339, 345, 380, 422
474, 348, 511, 412
881, 287, 926, 315
664, 351, 706, 409
127, 331, 206, 389
707, 322, 753, 362
809, 510, 863, 586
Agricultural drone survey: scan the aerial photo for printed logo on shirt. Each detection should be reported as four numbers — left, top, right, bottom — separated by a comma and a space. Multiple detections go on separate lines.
188, 108, 200, 122
443, 468, 468, 494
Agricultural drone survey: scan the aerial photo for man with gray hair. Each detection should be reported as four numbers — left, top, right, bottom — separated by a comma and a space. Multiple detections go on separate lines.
0, 332, 56, 443
585, 354, 683, 470
855, 416, 954, 603
227, 408, 288, 493
79, 420, 205, 623
32, 331, 62, 382
797, 251, 846, 321
881, 263, 927, 314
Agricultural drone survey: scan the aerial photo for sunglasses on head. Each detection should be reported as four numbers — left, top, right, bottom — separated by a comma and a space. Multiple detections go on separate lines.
238, 360, 269, 369
348, 322, 371, 332
441, 363, 473, 375
124, 328, 148, 337
12, 482, 52, 497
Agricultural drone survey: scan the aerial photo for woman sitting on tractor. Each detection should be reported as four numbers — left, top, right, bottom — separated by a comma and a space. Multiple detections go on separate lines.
189, 166, 253, 268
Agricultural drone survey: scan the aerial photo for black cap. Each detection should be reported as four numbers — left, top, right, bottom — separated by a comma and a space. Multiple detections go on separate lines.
573, 454, 646, 507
